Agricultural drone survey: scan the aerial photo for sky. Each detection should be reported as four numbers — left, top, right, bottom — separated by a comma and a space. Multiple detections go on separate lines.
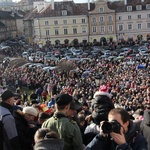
11, 0, 118, 3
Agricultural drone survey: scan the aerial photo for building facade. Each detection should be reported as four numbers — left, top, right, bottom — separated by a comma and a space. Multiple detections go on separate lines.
0, 11, 17, 39
24, 1, 95, 44
88, 0, 116, 44
1, 0, 148, 45
0, 21, 7, 41
108, 0, 150, 42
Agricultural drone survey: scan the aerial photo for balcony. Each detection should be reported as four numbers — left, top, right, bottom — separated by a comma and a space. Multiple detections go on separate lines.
91, 22, 97, 26
99, 22, 105, 25
107, 21, 113, 25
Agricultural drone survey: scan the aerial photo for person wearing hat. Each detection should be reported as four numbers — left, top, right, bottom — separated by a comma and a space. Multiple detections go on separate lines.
13, 106, 38, 150
0, 90, 21, 150
83, 85, 114, 145
37, 112, 51, 128
42, 93, 84, 150
34, 128, 64, 150
66, 100, 82, 118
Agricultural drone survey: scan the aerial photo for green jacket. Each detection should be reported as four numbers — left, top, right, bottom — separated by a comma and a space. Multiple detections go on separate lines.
42, 112, 83, 150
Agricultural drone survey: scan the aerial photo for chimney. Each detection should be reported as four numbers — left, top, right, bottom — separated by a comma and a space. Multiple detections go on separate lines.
51, 0, 54, 10
124, 0, 127, 5
88, 0, 90, 11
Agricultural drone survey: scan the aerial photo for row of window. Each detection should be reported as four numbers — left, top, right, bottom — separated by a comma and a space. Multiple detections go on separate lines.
92, 23, 150, 33
92, 16, 113, 22
98, 4, 150, 13
127, 4, 150, 11
92, 14, 150, 22
44, 13, 150, 25
118, 14, 150, 20
118, 23, 150, 31
45, 27, 87, 35
45, 18, 86, 25
44, 22, 150, 35
0, 28, 6, 32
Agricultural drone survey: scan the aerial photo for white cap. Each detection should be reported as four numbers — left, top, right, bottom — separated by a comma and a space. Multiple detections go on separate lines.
23, 106, 38, 117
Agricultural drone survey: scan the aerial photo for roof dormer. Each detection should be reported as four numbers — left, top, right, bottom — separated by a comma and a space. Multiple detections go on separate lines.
127, 6, 132, 11
136, 5, 142, 11
62, 10, 67, 16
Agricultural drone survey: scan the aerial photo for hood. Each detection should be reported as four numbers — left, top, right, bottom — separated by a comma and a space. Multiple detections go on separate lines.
34, 139, 64, 150
125, 120, 137, 142
143, 110, 150, 126
13, 110, 28, 126
93, 91, 112, 99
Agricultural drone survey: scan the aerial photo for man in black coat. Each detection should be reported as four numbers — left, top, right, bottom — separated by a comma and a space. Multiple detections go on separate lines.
140, 110, 150, 150
13, 106, 38, 150
86, 108, 148, 150
0, 90, 21, 150
83, 85, 114, 145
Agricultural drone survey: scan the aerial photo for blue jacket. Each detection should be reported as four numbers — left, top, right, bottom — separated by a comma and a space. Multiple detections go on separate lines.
86, 120, 147, 150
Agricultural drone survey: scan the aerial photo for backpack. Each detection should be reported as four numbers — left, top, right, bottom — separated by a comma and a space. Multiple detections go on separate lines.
0, 114, 11, 150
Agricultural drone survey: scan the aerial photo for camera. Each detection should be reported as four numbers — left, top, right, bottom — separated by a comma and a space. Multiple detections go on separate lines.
101, 120, 121, 134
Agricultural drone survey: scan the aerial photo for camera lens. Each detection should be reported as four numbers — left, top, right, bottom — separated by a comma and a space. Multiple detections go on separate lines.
102, 122, 113, 134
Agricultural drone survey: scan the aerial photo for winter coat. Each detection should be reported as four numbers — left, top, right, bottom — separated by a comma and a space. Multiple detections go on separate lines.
42, 112, 83, 150
86, 120, 147, 150
34, 138, 64, 150
0, 102, 21, 150
140, 110, 150, 150
91, 95, 114, 125
13, 111, 38, 150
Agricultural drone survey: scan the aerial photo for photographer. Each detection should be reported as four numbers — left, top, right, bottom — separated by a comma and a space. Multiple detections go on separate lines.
86, 108, 147, 150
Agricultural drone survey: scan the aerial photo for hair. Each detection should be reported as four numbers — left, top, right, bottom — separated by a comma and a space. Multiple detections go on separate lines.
34, 128, 60, 143
55, 103, 70, 111
32, 104, 43, 111
109, 108, 130, 124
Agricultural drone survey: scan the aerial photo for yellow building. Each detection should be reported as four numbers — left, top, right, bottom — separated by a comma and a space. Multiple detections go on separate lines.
88, 0, 116, 44
23, 0, 150, 45
31, 1, 92, 45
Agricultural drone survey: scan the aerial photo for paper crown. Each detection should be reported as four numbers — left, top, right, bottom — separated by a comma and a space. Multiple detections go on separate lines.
99, 85, 108, 93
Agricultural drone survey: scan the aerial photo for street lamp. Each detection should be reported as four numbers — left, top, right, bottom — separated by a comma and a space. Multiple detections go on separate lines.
95, 74, 102, 87
117, 32, 125, 45
45, 37, 51, 46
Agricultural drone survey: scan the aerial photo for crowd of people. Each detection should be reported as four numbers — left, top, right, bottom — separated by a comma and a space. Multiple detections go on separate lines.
0, 42, 150, 150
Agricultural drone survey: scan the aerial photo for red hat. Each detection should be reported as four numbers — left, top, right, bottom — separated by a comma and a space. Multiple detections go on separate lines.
99, 85, 108, 93
93, 84, 112, 99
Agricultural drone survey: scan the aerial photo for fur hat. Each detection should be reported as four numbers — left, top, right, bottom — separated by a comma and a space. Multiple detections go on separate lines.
93, 85, 112, 99
92, 94, 114, 125
23, 106, 38, 117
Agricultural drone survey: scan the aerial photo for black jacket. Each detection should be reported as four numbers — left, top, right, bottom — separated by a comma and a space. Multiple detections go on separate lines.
92, 95, 114, 125
140, 110, 150, 150
0, 102, 21, 150
13, 111, 38, 150
86, 120, 148, 150
34, 139, 64, 150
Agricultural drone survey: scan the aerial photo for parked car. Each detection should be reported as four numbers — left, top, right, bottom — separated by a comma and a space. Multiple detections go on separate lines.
22, 52, 29, 59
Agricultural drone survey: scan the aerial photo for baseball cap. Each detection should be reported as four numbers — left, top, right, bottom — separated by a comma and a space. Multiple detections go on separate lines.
55, 94, 73, 106
1, 90, 15, 101
70, 100, 82, 110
